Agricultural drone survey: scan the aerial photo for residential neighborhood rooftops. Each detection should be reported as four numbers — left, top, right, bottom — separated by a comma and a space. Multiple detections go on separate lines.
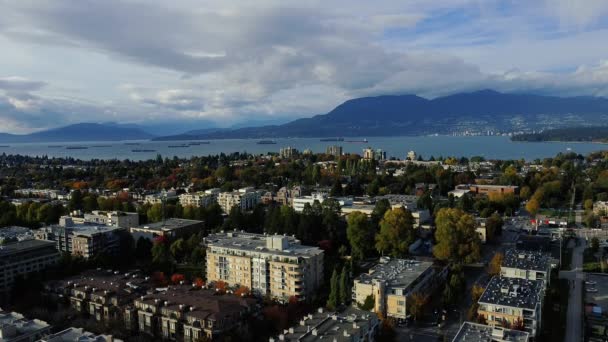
133, 218, 203, 232
40, 327, 115, 342
502, 249, 551, 272
452, 322, 529, 342
478, 277, 544, 310
354, 258, 434, 289
0, 310, 51, 341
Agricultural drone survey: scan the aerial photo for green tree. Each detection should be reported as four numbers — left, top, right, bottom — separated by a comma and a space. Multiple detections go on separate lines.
375, 208, 416, 257
371, 199, 391, 227
485, 213, 504, 241
147, 204, 163, 223
170, 238, 185, 263
358, 294, 375, 311
433, 208, 481, 263
326, 268, 339, 310
339, 266, 349, 305
346, 211, 372, 261
69, 190, 83, 211
591, 237, 600, 253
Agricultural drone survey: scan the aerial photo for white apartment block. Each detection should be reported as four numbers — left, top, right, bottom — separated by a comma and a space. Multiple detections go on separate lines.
217, 188, 261, 213
179, 188, 220, 208
0, 310, 51, 342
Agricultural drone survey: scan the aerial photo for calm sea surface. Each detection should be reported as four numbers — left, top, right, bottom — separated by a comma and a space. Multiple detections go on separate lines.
0, 136, 606, 161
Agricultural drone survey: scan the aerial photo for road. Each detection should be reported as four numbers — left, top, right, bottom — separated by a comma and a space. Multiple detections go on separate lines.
559, 239, 585, 342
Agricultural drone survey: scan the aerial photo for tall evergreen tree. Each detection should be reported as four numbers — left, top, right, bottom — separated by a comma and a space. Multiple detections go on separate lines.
339, 266, 349, 305
326, 268, 339, 310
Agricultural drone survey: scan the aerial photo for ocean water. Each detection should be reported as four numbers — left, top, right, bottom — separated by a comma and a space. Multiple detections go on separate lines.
0, 136, 605, 161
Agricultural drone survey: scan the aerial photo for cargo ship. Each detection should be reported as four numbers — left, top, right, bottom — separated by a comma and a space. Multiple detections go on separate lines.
256, 140, 277, 144
319, 137, 344, 142
345, 138, 368, 143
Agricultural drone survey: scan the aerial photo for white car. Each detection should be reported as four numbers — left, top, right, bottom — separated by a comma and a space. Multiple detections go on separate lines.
586, 288, 598, 293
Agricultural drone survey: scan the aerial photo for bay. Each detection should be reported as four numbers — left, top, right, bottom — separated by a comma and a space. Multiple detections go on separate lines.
0, 136, 605, 161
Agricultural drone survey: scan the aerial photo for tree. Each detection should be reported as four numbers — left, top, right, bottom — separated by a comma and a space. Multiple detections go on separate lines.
433, 208, 481, 264
193, 277, 205, 288
471, 284, 485, 303
488, 252, 503, 276
584, 199, 594, 211
347, 211, 372, 261
234, 285, 250, 297
215, 280, 227, 294
358, 294, 375, 311
591, 237, 600, 253
339, 266, 349, 305
171, 273, 186, 284
169, 238, 185, 263
375, 208, 416, 257
409, 293, 428, 320
326, 268, 339, 310
371, 199, 391, 227
69, 190, 83, 211
525, 198, 540, 217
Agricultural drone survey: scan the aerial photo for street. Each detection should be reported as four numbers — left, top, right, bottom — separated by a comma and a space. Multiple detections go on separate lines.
559, 238, 585, 342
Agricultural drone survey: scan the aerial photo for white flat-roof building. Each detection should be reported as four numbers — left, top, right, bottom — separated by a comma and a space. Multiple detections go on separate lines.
0, 310, 51, 342
217, 188, 261, 213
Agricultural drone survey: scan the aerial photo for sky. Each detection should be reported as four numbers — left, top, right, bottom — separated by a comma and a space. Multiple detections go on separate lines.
1, 0, 608, 134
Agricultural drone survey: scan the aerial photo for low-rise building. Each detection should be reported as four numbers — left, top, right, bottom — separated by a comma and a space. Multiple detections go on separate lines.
39, 327, 117, 342
352, 258, 447, 320
179, 189, 220, 208
0, 310, 51, 342
127, 285, 256, 341
500, 249, 552, 286
35, 218, 125, 259
477, 277, 545, 338
455, 184, 519, 196
204, 232, 324, 301
129, 218, 204, 241
270, 306, 379, 342
217, 188, 261, 213
0, 240, 60, 296
452, 321, 529, 342
80, 211, 140, 228
144, 189, 178, 205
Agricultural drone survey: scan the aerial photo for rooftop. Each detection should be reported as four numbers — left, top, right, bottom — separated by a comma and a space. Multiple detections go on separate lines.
204, 231, 323, 258
40, 327, 114, 342
133, 218, 203, 232
274, 306, 377, 342
355, 258, 434, 289
502, 249, 551, 272
0, 310, 50, 341
478, 277, 544, 310
0, 239, 56, 257
452, 322, 529, 342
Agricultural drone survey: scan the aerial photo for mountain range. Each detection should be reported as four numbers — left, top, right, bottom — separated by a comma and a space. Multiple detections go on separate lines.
0, 123, 155, 143
155, 90, 608, 140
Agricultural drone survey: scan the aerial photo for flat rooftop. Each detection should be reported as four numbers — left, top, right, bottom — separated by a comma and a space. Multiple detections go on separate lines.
452, 322, 529, 342
41, 327, 113, 342
478, 277, 544, 310
205, 231, 323, 258
0, 239, 56, 256
277, 306, 376, 342
502, 249, 550, 272
132, 218, 203, 231
0, 310, 50, 339
355, 258, 434, 289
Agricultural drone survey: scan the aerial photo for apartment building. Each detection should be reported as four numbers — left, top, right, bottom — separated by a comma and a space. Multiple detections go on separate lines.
144, 189, 178, 205
326, 145, 343, 157
34, 218, 125, 259
204, 232, 324, 301
477, 277, 545, 338
217, 188, 261, 213
80, 211, 139, 228
362, 148, 386, 161
352, 258, 447, 319
279, 146, 299, 159
178, 188, 220, 208
270, 306, 379, 342
129, 218, 204, 241
500, 249, 552, 287
0, 240, 60, 296
452, 322, 529, 342
0, 310, 51, 342
40, 327, 116, 342
455, 184, 519, 196
127, 285, 256, 341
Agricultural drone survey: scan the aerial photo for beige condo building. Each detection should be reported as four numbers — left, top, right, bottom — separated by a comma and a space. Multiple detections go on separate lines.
204, 232, 324, 301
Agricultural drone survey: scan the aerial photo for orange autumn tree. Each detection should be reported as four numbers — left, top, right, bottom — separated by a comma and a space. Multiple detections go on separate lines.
171, 273, 186, 284
234, 286, 250, 297
193, 277, 205, 288
215, 280, 227, 294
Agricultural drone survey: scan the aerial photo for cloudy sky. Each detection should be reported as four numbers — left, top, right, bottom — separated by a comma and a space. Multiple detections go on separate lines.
1, 0, 608, 134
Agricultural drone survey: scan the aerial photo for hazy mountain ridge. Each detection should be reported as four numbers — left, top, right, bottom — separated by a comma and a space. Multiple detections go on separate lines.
156, 90, 608, 140
0, 123, 155, 143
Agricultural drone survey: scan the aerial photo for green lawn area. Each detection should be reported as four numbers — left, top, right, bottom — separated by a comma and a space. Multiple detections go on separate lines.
539, 276, 569, 342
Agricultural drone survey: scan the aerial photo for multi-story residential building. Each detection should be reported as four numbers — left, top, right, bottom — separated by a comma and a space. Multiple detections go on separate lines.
325, 145, 343, 157
13, 188, 67, 200
179, 188, 220, 208
452, 322, 529, 342
363, 148, 386, 161
455, 184, 519, 196
127, 285, 256, 341
407, 151, 417, 161
270, 306, 379, 342
144, 189, 178, 205
0, 310, 51, 342
500, 249, 552, 286
34, 218, 125, 259
204, 232, 324, 301
39, 327, 116, 342
129, 218, 204, 241
292, 193, 353, 213
217, 188, 261, 213
0, 240, 59, 297
477, 277, 545, 338
45, 270, 150, 323
71, 211, 140, 228
279, 147, 299, 159
352, 258, 448, 320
